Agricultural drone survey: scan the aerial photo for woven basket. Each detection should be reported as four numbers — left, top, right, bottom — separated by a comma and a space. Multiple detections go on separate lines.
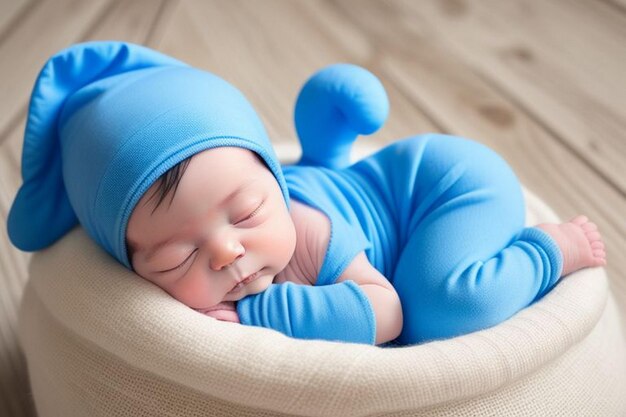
19, 142, 626, 416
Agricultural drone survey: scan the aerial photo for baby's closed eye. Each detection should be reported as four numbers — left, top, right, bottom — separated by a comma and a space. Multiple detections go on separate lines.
156, 248, 199, 273
234, 201, 264, 224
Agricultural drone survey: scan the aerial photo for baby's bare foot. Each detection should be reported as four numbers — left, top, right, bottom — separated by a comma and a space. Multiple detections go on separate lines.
536, 215, 607, 277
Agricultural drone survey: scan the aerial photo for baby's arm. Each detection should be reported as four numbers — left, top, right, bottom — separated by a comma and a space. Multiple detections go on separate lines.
335, 252, 403, 345
235, 254, 402, 345
201, 255, 403, 344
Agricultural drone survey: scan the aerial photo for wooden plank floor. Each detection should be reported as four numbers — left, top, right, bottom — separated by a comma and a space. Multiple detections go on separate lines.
0, 1, 624, 415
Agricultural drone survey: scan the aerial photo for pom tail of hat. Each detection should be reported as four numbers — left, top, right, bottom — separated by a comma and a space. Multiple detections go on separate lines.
294, 63, 389, 170
7, 41, 186, 251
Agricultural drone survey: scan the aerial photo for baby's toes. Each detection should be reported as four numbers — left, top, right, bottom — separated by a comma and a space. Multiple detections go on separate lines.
591, 241, 605, 251
586, 230, 602, 243
581, 221, 597, 233
592, 249, 607, 266
570, 215, 588, 226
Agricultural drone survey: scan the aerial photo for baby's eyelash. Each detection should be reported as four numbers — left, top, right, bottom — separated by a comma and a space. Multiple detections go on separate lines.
239, 201, 264, 223
157, 249, 198, 273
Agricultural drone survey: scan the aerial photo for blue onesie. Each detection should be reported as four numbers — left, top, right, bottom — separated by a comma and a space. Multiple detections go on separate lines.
236, 70, 564, 347
7, 42, 563, 347
237, 134, 563, 346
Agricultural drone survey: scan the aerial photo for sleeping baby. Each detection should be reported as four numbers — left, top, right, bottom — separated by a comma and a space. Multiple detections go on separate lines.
7, 41, 606, 346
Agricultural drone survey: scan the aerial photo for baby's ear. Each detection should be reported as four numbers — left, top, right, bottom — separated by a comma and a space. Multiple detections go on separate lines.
294, 64, 389, 170
125, 239, 136, 268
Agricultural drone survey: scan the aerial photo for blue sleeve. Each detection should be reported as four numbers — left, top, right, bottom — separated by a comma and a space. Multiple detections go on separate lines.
236, 280, 376, 345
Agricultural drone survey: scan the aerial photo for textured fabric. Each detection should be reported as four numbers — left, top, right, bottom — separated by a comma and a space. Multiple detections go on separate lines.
282, 135, 563, 345
18, 187, 626, 416
237, 280, 376, 344
7, 41, 289, 268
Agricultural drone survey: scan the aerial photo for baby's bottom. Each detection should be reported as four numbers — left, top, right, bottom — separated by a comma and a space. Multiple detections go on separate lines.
386, 135, 567, 345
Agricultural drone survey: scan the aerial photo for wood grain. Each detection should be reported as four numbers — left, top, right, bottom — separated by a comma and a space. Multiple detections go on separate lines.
0, 0, 111, 146
0, 0, 32, 44
605, 0, 626, 13
383, 0, 626, 195
158, 0, 378, 144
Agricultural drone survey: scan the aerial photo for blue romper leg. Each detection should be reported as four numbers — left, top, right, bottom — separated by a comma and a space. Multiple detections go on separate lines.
381, 135, 563, 345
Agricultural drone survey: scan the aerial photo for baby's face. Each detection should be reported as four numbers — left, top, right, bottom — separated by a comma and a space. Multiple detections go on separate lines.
126, 147, 296, 310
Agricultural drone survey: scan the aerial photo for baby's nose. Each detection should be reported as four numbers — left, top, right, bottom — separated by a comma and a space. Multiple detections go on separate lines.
209, 240, 245, 271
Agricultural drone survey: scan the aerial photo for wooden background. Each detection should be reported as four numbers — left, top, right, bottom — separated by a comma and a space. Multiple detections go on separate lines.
0, 0, 624, 415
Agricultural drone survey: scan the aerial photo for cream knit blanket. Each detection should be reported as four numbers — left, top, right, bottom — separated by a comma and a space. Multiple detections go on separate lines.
18, 140, 626, 416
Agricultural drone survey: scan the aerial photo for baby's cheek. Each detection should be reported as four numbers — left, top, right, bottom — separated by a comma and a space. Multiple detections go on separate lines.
164, 276, 218, 309
276, 214, 297, 259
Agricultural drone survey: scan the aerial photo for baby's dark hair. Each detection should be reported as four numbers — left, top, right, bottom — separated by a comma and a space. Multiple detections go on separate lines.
145, 157, 193, 214
145, 151, 267, 214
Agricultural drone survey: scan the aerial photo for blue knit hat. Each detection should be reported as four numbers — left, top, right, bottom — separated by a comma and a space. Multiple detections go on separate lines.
7, 41, 289, 269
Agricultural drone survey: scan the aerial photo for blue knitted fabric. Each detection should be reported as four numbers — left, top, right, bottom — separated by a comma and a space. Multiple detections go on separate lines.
276, 134, 563, 345
240, 63, 564, 345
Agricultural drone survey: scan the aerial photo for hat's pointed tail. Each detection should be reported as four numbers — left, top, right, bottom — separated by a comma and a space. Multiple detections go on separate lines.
7, 41, 185, 251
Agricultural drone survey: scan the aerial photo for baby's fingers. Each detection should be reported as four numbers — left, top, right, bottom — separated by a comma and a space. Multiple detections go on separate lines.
205, 308, 240, 323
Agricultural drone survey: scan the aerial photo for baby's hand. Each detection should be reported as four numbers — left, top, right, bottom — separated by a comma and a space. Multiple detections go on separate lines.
196, 302, 240, 323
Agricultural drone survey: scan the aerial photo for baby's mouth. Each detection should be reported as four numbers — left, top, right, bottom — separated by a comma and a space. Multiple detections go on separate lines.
228, 270, 261, 293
